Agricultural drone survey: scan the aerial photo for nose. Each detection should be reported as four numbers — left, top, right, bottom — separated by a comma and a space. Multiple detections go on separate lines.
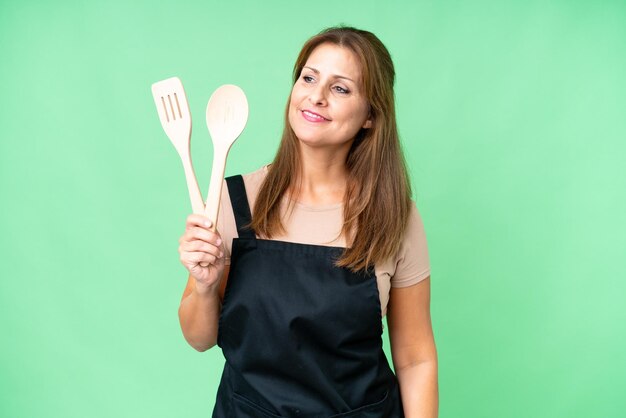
308, 84, 327, 106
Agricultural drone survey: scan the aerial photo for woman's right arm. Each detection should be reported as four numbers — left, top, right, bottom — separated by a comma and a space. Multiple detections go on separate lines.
177, 214, 229, 352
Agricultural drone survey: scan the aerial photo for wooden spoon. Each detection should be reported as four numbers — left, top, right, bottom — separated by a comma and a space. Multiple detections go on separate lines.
204, 84, 249, 230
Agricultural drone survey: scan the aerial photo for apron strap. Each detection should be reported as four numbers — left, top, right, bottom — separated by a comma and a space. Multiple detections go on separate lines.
226, 175, 255, 239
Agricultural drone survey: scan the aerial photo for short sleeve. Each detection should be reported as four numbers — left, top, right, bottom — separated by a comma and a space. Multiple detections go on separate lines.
391, 202, 431, 287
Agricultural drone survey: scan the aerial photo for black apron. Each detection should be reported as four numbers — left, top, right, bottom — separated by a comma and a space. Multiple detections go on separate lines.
212, 175, 404, 417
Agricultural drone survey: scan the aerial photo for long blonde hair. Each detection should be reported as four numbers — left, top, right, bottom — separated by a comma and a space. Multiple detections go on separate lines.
251, 26, 412, 271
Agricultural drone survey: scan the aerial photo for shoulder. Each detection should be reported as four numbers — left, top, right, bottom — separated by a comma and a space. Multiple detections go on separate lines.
374, 200, 430, 315
239, 164, 269, 208
218, 164, 270, 262
376, 200, 430, 285
242, 164, 269, 188
394, 200, 430, 284
404, 200, 427, 244
223, 165, 269, 206
400, 200, 429, 263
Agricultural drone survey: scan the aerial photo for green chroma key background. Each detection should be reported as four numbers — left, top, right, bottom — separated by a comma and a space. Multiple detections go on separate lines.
1, 0, 625, 417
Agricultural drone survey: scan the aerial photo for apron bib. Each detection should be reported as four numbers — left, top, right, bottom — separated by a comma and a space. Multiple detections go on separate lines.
212, 175, 404, 417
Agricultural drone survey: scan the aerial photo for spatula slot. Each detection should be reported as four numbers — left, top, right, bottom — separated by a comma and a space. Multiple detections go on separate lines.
167, 95, 177, 121
174, 93, 183, 119
160, 96, 170, 122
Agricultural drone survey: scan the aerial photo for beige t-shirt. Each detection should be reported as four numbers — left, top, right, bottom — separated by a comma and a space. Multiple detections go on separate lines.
217, 166, 431, 317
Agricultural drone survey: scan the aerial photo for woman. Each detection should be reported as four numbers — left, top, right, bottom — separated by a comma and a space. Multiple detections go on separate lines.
178, 27, 438, 417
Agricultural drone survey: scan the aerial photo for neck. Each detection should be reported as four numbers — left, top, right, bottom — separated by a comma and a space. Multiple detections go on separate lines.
293, 144, 350, 206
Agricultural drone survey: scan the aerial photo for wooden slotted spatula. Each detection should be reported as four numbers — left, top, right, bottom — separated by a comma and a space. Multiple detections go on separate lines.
151, 77, 204, 214
204, 85, 249, 230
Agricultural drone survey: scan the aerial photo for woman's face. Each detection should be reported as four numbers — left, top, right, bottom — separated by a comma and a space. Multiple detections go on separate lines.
288, 43, 372, 152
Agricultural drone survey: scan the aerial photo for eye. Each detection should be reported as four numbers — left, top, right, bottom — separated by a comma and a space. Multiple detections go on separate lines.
333, 85, 350, 94
302, 75, 315, 83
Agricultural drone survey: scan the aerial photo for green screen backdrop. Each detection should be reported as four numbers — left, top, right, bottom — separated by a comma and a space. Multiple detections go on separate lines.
1, 1, 625, 417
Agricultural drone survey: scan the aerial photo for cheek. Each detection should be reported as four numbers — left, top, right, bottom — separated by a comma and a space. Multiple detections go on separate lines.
354, 102, 370, 124
341, 102, 368, 124
288, 88, 303, 112
287, 95, 299, 129
290, 87, 305, 106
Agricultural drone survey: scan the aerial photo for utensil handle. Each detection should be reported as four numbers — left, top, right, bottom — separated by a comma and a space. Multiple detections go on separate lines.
204, 145, 229, 232
181, 154, 204, 215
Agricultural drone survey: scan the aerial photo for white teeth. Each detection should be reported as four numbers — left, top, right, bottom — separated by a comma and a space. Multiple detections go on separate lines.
303, 110, 325, 120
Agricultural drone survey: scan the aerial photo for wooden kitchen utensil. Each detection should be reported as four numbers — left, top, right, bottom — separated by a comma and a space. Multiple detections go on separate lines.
151, 77, 204, 214
204, 84, 249, 229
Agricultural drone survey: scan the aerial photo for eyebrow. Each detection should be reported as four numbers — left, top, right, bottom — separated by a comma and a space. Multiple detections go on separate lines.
303, 66, 355, 83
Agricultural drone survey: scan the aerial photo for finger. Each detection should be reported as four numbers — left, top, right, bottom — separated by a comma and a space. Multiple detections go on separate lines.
185, 214, 213, 230
179, 227, 221, 247
182, 251, 218, 266
182, 240, 224, 257
188, 227, 223, 245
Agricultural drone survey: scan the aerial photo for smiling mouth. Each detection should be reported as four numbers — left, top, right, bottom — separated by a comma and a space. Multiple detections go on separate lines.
301, 109, 330, 122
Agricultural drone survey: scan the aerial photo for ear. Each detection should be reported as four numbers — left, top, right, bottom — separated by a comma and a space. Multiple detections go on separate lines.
362, 116, 373, 129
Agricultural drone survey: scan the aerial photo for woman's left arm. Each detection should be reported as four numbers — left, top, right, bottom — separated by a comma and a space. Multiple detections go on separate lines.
387, 276, 438, 418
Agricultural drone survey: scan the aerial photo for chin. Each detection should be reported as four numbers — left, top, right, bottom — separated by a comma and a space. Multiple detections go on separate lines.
290, 123, 319, 145
295, 134, 321, 147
